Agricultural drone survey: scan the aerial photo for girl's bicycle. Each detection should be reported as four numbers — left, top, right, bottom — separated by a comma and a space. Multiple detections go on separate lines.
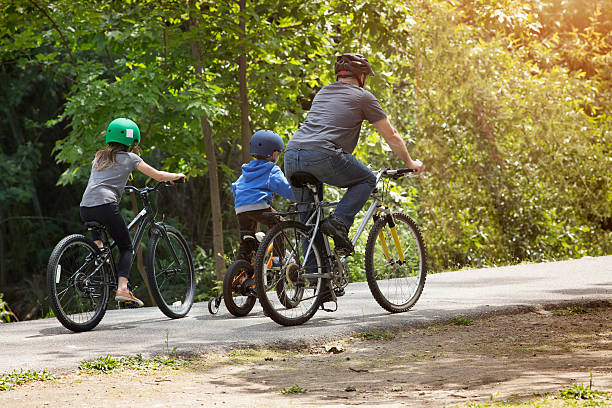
253, 168, 427, 326
47, 182, 195, 332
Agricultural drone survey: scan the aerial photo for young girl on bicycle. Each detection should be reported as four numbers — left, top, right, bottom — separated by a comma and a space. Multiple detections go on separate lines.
232, 130, 295, 261
80, 118, 185, 307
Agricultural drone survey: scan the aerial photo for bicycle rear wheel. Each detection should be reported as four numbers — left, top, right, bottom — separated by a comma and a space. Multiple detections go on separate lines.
223, 260, 257, 317
47, 234, 110, 332
365, 212, 427, 313
254, 221, 324, 326
146, 225, 195, 319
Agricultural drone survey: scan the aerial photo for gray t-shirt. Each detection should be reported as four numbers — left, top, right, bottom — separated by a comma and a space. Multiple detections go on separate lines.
80, 151, 142, 207
286, 81, 387, 154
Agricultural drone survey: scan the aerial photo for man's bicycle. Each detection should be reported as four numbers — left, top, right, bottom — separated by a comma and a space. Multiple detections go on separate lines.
253, 168, 427, 326
47, 182, 195, 332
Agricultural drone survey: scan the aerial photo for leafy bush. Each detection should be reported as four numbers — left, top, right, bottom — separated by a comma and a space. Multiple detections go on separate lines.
0, 293, 12, 323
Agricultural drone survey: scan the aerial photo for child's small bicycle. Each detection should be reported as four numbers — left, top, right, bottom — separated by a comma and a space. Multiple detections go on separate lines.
207, 232, 264, 316
207, 232, 297, 316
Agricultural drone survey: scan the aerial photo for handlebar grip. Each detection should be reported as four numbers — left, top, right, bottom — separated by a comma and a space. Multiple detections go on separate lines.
384, 168, 415, 179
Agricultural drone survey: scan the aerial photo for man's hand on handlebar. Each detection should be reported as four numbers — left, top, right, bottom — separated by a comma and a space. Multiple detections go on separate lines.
407, 159, 425, 175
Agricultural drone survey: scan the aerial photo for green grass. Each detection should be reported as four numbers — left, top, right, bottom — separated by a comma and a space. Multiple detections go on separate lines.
461, 373, 610, 407
0, 369, 55, 391
279, 384, 307, 394
78, 353, 188, 374
451, 316, 472, 326
560, 373, 607, 401
553, 305, 592, 316
357, 330, 395, 340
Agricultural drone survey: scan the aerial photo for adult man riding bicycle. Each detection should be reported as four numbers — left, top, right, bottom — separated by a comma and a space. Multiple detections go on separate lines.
284, 53, 425, 256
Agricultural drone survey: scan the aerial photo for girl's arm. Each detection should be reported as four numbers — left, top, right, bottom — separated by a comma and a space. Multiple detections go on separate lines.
136, 160, 185, 182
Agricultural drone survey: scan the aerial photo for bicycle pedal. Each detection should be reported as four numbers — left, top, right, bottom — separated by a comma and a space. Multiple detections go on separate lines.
320, 300, 338, 312
123, 301, 141, 309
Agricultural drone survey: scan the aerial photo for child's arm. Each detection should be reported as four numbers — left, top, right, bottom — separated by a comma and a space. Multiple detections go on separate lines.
269, 166, 296, 202
136, 160, 185, 183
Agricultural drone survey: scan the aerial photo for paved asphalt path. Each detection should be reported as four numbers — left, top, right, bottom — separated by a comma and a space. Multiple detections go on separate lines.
1, 255, 610, 375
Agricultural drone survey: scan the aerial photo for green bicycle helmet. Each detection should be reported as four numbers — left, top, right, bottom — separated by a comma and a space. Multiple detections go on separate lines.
106, 118, 141, 146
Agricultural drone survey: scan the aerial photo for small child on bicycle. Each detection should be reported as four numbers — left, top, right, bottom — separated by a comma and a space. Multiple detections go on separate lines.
80, 118, 185, 307
232, 130, 295, 261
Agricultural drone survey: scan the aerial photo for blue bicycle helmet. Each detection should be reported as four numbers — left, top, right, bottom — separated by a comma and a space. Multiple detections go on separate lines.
249, 130, 284, 157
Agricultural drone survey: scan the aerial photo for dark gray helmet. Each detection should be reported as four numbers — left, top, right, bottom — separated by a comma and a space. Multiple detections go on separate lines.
334, 53, 375, 78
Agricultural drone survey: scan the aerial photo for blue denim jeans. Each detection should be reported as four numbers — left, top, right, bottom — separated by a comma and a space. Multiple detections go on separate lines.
283, 149, 376, 229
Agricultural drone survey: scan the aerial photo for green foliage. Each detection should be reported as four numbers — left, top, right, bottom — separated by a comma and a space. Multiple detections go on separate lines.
0, 369, 55, 391
0, 293, 12, 323
410, 0, 611, 271
193, 246, 221, 302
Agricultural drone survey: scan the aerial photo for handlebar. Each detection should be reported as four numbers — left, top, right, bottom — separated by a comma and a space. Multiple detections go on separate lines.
381, 168, 416, 180
124, 178, 185, 196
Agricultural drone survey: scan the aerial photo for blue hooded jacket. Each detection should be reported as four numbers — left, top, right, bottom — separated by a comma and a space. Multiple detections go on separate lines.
232, 160, 295, 214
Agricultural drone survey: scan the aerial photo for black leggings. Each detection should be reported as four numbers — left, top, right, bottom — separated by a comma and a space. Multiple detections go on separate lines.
80, 203, 133, 279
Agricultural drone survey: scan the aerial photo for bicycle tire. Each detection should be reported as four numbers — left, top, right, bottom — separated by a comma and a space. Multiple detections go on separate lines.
223, 260, 257, 317
365, 212, 427, 313
47, 234, 110, 332
254, 221, 324, 326
146, 225, 195, 319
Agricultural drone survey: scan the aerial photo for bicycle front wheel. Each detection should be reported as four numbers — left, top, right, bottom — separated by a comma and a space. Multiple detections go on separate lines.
146, 225, 195, 319
47, 234, 110, 332
365, 212, 427, 313
254, 221, 324, 326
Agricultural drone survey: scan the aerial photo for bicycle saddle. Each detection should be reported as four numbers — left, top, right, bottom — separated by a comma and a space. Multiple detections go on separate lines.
290, 172, 321, 189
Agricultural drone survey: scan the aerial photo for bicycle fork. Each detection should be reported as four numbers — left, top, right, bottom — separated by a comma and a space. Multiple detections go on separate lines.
151, 222, 183, 273
375, 212, 405, 265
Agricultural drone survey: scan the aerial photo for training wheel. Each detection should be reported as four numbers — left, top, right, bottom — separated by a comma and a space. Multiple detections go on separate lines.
208, 297, 220, 315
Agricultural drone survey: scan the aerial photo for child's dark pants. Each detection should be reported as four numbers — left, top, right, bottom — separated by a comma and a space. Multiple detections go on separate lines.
80, 203, 133, 279
236, 208, 284, 261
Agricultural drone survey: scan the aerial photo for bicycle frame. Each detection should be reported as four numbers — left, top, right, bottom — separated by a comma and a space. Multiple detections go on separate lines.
82, 184, 184, 290
299, 169, 409, 278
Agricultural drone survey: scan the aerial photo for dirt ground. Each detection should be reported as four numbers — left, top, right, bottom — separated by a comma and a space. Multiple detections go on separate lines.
2, 302, 611, 407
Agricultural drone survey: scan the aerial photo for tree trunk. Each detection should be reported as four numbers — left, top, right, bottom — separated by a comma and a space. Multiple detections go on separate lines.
189, 2, 225, 280
239, 0, 251, 164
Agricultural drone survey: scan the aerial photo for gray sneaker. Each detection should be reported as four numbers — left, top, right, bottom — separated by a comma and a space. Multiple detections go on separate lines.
320, 217, 353, 256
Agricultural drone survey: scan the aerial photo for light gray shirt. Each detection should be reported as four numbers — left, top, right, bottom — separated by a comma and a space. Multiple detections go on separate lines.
80, 152, 142, 207
286, 81, 387, 154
